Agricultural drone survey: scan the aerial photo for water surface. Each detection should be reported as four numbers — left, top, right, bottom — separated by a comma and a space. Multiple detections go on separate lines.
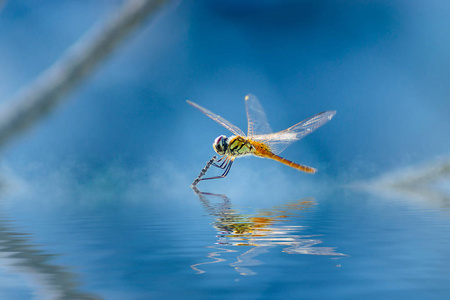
0, 165, 449, 299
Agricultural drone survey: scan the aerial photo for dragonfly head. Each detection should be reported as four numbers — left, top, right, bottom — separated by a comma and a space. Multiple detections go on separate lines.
213, 135, 228, 155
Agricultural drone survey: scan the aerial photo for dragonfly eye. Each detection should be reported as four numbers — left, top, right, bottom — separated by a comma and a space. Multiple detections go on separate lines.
213, 135, 228, 155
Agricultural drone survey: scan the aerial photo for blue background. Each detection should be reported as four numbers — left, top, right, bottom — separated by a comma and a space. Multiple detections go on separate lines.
0, 1, 449, 299
1, 0, 449, 178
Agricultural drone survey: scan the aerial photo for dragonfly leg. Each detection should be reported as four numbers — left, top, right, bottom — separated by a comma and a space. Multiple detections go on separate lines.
212, 155, 228, 168
200, 157, 234, 181
191, 156, 217, 187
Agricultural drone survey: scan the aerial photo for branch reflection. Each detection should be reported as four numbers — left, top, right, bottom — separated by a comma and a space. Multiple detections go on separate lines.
191, 187, 346, 276
0, 217, 100, 299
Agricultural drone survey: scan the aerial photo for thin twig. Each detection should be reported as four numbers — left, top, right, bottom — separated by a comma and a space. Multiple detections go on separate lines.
358, 157, 450, 206
0, 0, 170, 149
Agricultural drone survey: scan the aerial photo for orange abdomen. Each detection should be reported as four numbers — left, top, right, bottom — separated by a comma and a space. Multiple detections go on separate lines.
266, 153, 317, 173
250, 140, 317, 174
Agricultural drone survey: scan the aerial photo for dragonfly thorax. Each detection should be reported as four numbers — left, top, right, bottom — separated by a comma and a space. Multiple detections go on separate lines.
213, 135, 256, 157
213, 135, 229, 155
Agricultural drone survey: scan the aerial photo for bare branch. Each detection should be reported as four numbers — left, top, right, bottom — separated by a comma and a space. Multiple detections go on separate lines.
0, 0, 170, 149
357, 158, 450, 207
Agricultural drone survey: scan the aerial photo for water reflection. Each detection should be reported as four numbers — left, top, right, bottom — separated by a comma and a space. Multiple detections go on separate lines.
0, 216, 100, 299
191, 187, 346, 276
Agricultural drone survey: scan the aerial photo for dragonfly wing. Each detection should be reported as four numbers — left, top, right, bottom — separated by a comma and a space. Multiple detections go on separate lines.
245, 94, 273, 138
187, 100, 246, 137
252, 110, 336, 155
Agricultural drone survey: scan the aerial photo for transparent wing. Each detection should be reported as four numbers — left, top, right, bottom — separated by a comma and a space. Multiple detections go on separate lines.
186, 100, 245, 137
252, 110, 336, 155
245, 94, 273, 138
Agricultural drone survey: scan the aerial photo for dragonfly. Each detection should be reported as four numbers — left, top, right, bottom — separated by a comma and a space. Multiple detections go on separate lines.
187, 94, 336, 184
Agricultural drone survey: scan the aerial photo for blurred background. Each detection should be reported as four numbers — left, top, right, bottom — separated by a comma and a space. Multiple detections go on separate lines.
1, 0, 449, 182
0, 1, 450, 299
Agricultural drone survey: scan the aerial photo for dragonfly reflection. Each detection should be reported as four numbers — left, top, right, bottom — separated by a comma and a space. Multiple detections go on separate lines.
191, 187, 346, 276
187, 94, 336, 185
